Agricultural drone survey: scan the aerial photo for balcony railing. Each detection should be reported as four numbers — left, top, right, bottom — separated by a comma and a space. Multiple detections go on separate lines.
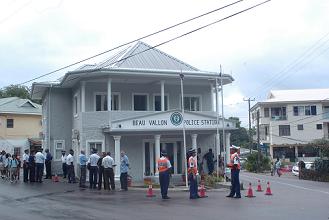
322, 112, 329, 120
271, 115, 287, 121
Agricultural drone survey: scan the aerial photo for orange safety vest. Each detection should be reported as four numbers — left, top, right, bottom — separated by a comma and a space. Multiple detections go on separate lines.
157, 157, 169, 173
188, 156, 197, 174
228, 153, 240, 170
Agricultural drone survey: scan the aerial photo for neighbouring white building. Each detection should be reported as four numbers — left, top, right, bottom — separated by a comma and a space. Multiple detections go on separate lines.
31, 41, 236, 181
251, 89, 329, 162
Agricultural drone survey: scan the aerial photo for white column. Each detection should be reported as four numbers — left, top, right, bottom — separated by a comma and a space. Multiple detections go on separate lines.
113, 135, 121, 178
107, 78, 112, 111
225, 133, 231, 166
191, 134, 198, 150
81, 81, 86, 112
173, 143, 178, 174
161, 80, 165, 111
210, 83, 215, 112
295, 146, 298, 159
155, 135, 161, 175
270, 145, 274, 159
150, 144, 154, 175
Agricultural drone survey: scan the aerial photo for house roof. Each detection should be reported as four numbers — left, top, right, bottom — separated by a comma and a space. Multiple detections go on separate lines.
0, 97, 41, 115
265, 89, 329, 102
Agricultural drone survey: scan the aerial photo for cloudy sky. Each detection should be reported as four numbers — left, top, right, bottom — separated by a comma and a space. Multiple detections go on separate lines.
1, 0, 328, 126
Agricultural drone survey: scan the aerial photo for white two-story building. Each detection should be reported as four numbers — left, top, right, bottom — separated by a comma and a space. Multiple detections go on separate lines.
251, 89, 329, 161
31, 41, 236, 181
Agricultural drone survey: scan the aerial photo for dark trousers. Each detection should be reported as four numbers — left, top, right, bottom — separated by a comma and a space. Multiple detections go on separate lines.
80, 165, 86, 187
62, 163, 67, 178
36, 163, 44, 183
45, 161, 52, 178
67, 165, 75, 183
188, 173, 198, 199
23, 163, 29, 182
98, 167, 105, 190
207, 163, 214, 175
229, 169, 241, 197
159, 170, 170, 198
120, 172, 128, 190
89, 166, 98, 188
29, 165, 35, 182
103, 168, 115, 190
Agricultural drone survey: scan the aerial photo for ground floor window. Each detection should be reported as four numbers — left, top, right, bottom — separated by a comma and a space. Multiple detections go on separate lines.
88, 141, 103, 155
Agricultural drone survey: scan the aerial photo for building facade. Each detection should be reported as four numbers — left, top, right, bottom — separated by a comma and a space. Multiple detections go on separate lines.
31, 41, 236, 181
0, 97, 42, 156
251, 89, 329, 161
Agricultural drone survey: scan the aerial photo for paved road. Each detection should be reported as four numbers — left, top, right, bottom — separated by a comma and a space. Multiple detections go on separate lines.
0, 172, 328, 220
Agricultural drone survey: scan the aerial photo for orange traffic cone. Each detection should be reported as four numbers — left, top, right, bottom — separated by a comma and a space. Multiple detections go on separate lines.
52, 174, 59, 182
265, 181, 273, 195
256, 180, 263, 192
245, 183, 256, 198
146, 184, 156, 197
199, 183, 207, 198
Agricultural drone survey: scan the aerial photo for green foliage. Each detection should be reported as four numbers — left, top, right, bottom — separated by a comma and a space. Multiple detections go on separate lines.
245, 152, 271, 172
203, 175, 224, 187
0, 84, 30, 99
314, 159, 329, 173
300, 169, 329, 182
310, 138, 329, 158
229, 117, 250, 148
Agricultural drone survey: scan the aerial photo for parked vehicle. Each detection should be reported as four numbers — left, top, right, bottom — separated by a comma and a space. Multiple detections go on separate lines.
292, 161, 314, 176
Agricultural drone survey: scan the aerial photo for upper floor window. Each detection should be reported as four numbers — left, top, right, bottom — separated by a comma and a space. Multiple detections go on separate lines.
305, 105, 317, 116
184, 96, 200, 111
293, 106, 304, 116
133, 94, 148, 111
7, 119, 14, 128
154, 95, 168, 111
264, 108, 269, 118
73, 95, 78, 115
271, 107, 286, 120
95, 93, 120, 111
279, 125, 290, 136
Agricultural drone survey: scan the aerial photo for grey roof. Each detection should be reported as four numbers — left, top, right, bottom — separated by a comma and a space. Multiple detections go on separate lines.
78, 41, 199, 71
0, 97, 41, 115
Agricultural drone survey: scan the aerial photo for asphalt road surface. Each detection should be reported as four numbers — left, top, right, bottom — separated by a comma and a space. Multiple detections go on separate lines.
0, 172, 328, 220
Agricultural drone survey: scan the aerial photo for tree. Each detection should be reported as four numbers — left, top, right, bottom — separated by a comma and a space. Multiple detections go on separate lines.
229, 117, 250, 147
0, 84, 30, 99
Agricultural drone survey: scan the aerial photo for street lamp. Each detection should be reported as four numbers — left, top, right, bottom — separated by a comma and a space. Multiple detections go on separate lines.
180, 71, 188, 187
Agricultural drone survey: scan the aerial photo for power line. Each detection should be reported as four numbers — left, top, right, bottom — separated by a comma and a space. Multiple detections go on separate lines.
18, 0, 245, 85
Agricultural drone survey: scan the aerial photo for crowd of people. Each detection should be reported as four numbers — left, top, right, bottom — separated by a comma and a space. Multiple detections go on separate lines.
0, 148, 130, 192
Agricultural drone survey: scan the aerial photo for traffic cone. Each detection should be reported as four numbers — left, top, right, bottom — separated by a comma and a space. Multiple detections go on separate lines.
199, 183, 207, 198
256, 180, 263, 192
265, 181, 273, 195
52, 174, 59, 182
146, 184, 156, 197
245, 183, 256, 198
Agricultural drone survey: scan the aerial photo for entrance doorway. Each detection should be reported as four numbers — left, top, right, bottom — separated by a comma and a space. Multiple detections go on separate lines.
143, 140, 183, 177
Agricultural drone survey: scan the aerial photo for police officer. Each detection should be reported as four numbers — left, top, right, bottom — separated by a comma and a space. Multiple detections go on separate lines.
22, 149, 29, 182
157, 150, 171, 199
226, 147, 241, 198
188, 148, 200, 199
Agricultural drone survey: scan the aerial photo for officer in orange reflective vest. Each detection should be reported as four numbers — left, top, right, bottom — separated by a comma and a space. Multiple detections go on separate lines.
188, 148, 200, 199
157, 151, 172, 199
226, 147, 241, 198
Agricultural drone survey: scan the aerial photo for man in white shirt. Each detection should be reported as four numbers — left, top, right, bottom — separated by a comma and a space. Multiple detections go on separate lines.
61, 151, 67, 178
22, 149, 29, 182
35, 149, 45, 183
102, 152, 115, 190
88, 148, 100, 189
66, 149, 76, 183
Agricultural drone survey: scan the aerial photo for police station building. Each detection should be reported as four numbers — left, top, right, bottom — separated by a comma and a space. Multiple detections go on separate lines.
31, 41, 236, 181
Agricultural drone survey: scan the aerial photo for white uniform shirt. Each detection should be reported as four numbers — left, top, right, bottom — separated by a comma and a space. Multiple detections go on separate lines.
61, 155, 67, 164
102, 155, 114, 168
23, 153, 29, 162
35, 152, 45, 164
88, 153, 100, 167
66, 154, 74, 165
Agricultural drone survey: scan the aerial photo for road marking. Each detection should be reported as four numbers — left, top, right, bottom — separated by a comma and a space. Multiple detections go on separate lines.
240, 174, 329, 195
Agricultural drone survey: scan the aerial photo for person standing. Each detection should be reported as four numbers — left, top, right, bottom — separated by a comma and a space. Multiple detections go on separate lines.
35, 149, 45, 183
61, 151, 67, 179
275, 157, 282, 177
88, 149, 100, 189
157, 150, 171, 199
29, 151, 36, 182
79, 150, 88, 188
226, 147, 241, 198
97, 152, 106, 190
22, 149, 29, 182
120, 151, 129, 191
102, 152, 115, 190
66, 149, 76, 183
188, 148, 200, 199
203, 149, 215, 175
45, 149, 53, 179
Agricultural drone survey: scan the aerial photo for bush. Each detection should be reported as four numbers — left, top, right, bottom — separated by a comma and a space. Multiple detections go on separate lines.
245, 152, 271, 172
203, 174, 224, 187
314, 159, 329, 173
300, 169, 329, 182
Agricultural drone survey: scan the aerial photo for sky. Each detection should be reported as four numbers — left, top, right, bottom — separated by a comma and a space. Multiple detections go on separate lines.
1, 0, 329, 127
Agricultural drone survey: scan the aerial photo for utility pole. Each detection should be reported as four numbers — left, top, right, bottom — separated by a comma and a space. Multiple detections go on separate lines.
244, 98, 255, 154
257, 110, 261, 172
